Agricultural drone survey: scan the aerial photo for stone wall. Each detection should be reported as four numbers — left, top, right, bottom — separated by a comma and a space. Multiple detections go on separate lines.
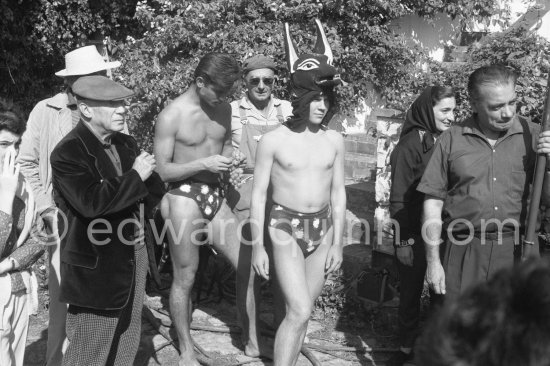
342, 109, 404, 251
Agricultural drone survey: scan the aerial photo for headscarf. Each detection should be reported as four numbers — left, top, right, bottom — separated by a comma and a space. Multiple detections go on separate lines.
400, 86, 439, 152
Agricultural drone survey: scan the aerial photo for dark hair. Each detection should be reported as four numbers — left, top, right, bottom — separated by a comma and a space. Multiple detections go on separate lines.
468, 65, 518, 100
431, 86, 455, 106
194, 53, 241, 90
417, 259, 550, 366
0, 99, 25, 136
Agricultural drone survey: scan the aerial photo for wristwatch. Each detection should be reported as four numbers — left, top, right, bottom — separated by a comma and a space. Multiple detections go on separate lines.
396, 238, 415, 247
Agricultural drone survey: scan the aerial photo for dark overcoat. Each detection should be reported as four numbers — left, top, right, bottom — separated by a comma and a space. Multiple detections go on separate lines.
51, 121, 164, 310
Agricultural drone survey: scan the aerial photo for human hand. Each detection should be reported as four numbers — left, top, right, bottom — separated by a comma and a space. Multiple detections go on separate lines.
396, 246, 414, 266
325, 245, 343, 274
537, 130, 550, 155
252, 246, 270, 280
0, 146, 20, 214
426, 261, 446, 294
202, 155, 232, 173
132, 151, 156, 181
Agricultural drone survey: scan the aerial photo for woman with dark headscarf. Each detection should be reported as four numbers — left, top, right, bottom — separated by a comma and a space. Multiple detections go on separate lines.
388, 86, 456, 366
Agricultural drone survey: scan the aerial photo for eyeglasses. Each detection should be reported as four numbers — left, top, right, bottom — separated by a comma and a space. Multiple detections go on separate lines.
248, 77, 274, 86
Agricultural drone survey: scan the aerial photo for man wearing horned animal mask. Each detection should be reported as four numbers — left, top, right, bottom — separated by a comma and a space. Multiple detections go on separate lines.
250, 19, 346, 366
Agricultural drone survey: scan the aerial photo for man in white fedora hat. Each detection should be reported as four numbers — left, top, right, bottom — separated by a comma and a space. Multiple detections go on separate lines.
17, 44, 122, 366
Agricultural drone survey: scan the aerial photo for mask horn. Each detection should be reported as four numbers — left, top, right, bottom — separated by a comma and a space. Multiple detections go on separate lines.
312, 18, 333, 65
284, 23, 299, 74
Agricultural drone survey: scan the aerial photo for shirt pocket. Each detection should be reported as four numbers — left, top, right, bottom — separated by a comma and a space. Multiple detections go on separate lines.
509, 170, 527, 199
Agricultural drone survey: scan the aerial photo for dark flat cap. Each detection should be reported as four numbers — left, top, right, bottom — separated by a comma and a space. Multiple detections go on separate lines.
72, 75, 134, 101
242, 54, 277, 74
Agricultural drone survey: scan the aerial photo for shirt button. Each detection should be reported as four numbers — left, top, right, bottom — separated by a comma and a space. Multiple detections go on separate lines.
493, 149, 496, 153
495, 206, 498, 210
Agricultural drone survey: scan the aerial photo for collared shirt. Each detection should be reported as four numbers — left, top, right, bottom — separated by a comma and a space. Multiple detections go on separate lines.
18, 91, 129, 214
417, 115, 543, 234
230, 95, 292, 149
81, 121, 145, 246
82, 121, 123, 175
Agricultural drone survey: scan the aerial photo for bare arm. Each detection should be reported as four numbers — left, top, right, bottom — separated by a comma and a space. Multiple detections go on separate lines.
423, 195, 446, 294
154, 106, 232, 182
250, 135, 275, 248
325, 132, 345, 273
153, 107, 208, 182
221, 106, 234, 159
330, 132, 346, 248
250, 133, 275, 280
423, 196, 444, 260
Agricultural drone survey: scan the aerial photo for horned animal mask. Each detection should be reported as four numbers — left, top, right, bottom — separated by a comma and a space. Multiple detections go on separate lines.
284, 19, 341, 127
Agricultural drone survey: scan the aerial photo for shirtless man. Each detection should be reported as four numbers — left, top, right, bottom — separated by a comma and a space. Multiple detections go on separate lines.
250, 20, 346, 366
154, 53, 249, 365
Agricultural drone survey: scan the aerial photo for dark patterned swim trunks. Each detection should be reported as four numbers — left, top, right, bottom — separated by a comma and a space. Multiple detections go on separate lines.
268, 202, 332, 258
168, 179, 223, 221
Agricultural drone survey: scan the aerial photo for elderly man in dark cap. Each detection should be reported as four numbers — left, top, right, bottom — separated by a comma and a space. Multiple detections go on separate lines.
227, 54, 292, 358
51, 75, 164, 366
17, 45, 123, 366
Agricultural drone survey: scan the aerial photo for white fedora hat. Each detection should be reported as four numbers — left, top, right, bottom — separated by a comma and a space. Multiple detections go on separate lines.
55, 45, 121, 77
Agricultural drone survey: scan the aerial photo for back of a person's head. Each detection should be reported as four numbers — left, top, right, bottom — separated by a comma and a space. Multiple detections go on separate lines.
417, 259, 550, 366
194, 53, 240, 90
0, 99, 25, 136
467, 64, 518, 100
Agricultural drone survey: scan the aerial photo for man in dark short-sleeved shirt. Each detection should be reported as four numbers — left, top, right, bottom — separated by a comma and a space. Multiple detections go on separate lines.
418, 65, 550, 300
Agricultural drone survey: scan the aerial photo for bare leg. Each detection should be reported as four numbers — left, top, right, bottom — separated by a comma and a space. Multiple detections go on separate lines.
161, 194, 203, 366
210, 202, 269, 357
270, 226, 334, 366
290, 227, 333, 365
235, 222, 263, 357
271, 272, 285, 331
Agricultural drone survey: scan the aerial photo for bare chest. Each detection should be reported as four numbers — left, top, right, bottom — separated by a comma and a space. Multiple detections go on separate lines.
176, 119, 227, 147
274, 139, 335, 172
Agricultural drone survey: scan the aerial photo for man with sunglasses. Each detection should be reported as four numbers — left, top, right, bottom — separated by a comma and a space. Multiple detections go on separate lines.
227, 54, 292, 358
231, 55, 292, 175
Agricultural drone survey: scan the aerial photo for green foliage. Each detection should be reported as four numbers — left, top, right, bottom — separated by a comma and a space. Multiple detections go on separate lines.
470, 28, 550, 123
403, 0, 500, 20
314, 269, 366, 319
424, 27, 550, 124
114, 0, 451, 148
1, 0, 514, 145
0, 0, 138, 111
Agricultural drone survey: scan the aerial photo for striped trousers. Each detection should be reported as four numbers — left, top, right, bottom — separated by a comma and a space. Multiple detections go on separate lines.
62, 244, 147, 366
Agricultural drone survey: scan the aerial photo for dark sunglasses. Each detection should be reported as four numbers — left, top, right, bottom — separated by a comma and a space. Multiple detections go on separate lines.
248, 77, 274, 86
